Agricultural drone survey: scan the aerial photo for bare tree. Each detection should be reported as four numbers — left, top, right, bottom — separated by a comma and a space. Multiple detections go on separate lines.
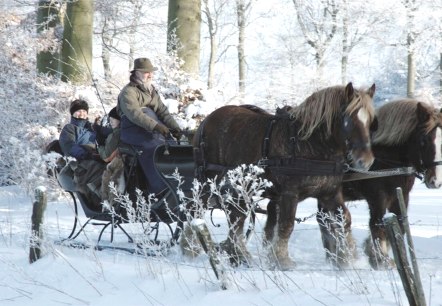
236, 0, 252, 100
340, 0, 381, 84
127, 0, 143, 71
403, 0, 417, 98
95, 0, 168, 78
97, 13, 115, 80
292, 0, 339, 81
202, 0, 231, 88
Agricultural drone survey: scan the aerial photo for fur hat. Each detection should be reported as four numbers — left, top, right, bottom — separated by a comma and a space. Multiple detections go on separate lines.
69, 99, 89, 116
131, 58, 158, 73
108, 107, 120, 120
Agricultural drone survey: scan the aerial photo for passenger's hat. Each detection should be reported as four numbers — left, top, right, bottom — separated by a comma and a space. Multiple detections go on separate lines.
69, 99, 89, 116
131, 58, 158, 73
108, 107, 120, 120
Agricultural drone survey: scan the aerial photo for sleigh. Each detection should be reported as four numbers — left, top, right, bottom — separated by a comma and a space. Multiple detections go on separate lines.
55, 142, 195, 253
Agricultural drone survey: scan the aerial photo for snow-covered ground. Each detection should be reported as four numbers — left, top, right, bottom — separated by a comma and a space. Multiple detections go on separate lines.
0, 179, 441, 306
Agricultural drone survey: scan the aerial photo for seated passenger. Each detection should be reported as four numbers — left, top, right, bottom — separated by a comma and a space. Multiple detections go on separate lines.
95, 107, 125, 205
59, 99, 106, 210
95, 107, 121, 162
117, 57, 182, 198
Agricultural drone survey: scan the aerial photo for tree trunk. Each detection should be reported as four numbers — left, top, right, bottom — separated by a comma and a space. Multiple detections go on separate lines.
405, 0, 416, 98
128, 0, 142, 71
341, 0, 349, 84
168, 0, 201, 76
208, 34, 217, 89
440, 52, 442, 103
407, 44, 415, 98
36, 0, 60, 76
236, 0, 247, 101
100, 17, 111, 81
61, 0, 94, 84
292, 0, 338, 85
202, 0, 217, 89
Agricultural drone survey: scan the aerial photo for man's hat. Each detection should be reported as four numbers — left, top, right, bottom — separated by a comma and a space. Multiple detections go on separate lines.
131, 58, 158, 73
69, 99, 89, 116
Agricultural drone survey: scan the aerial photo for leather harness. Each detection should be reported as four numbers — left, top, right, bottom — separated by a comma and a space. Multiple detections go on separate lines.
194, 116, 345, 181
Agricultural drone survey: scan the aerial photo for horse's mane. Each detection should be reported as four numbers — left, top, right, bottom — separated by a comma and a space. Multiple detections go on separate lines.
373, 99, 440, 145
288, 85, 375, 140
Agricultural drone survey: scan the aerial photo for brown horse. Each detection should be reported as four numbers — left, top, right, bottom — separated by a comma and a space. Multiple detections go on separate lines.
336, 99, 442, 269
193, 82, 376, 270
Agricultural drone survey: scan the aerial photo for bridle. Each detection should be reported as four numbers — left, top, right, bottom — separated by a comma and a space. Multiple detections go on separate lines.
342, 111, 372, 167
416, 125, 442, 170
371, 125, 442, 180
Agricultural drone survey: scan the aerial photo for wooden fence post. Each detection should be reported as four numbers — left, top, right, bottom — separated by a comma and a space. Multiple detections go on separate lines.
396, 187, 426, 304
382, 187, 426, 306
384, 215, 420, 305
191, 220, 227, 290
29, 186, 47, 263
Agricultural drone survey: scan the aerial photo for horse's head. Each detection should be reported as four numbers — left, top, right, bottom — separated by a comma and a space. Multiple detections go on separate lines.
415, 103, 442, 188
341, 82, 376, 170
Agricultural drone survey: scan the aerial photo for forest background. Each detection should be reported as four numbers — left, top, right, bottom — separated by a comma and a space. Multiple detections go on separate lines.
1, 0, 442, 191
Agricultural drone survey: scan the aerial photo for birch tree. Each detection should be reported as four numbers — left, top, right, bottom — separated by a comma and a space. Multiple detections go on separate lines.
202, 0, 231, 88
236, 0, 252, 100
403, 0, 417, 98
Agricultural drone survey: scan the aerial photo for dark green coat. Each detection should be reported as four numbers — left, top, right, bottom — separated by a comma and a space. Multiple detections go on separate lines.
117, 82, 180, 132
97, 127, 120, 162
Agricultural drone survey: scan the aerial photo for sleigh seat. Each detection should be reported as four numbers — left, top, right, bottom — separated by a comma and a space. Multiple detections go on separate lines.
54, 142, 194, 251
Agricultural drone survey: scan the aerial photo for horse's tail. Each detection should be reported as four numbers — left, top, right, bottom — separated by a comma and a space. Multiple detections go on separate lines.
192, 118, 208, 182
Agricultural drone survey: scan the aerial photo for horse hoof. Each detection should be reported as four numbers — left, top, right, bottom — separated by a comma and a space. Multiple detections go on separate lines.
369, 257, 395, 270
276, 257, 296, 271
219, 240, 251, 266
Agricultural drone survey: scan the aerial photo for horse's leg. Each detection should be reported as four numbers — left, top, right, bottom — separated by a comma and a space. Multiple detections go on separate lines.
317, 190, 356, 268
220, 200, 251, 266
365, 193, 393, 269
271, 194, 297, 270
263, 198, 277, 245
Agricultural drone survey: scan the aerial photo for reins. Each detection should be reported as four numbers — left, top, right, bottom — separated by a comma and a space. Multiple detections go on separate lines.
343, 157, 442, 182
343, 165, 416, 182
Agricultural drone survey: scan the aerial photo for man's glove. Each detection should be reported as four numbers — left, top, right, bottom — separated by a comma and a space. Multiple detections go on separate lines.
171, 128, 182, 140
89, 152, 103, 162
95, 126, 106, 146
154, 123, 170, 137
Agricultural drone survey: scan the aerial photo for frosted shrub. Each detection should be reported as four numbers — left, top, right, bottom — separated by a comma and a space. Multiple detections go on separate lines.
0, 137, 51, 193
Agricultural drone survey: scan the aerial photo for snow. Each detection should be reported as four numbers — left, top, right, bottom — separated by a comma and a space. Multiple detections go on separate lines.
1, 1, 442, 305
1, 180, 441, 306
